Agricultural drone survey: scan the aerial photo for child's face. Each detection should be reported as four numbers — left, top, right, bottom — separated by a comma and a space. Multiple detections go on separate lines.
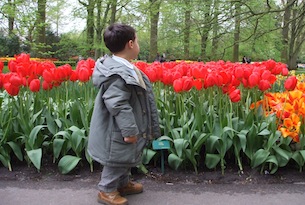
130, 34, 140, 60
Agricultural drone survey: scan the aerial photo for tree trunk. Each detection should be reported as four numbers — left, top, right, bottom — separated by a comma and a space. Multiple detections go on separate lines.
149, 0, 161, 62
201, 34, 208, 61
110, 0, 117, 24
233, 2, 241, 62
95, 0, 111, 59
199, 0, 212, 61
184, 0, 191, 60
36, 0, 47, 57
211, 0, 220, 60
87, 0, 95, 58
8, 0, 15, 36
281, 0, 292, 64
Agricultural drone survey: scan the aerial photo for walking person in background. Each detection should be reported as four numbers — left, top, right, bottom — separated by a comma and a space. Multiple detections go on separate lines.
155, 53, 161, 62
160, 53, 166, 62
87, 23, 161, 205
242, 56, 248, 63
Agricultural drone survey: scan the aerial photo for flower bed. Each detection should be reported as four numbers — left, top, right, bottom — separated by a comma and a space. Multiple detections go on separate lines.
1, 53, 305, 175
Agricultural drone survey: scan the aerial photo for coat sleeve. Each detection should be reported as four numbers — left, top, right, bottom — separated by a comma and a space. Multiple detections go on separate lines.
102, 76, 139, 137
142, 72, 161, 139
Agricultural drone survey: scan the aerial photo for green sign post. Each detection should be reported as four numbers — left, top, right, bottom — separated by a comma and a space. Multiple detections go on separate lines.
152, 140, 170, 174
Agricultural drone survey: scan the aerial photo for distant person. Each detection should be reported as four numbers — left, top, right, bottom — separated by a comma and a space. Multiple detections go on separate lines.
160, 53, 166, 62
87, 23, 161, 205
247, 57, 251, 64
155, 53, 161, 62
242, 56, 247, 63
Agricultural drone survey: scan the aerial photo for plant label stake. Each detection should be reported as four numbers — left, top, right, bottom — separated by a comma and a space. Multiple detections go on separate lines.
152, 140, 170, 174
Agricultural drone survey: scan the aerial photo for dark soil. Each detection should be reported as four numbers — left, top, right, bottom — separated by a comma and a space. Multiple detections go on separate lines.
1, 159, 305, 186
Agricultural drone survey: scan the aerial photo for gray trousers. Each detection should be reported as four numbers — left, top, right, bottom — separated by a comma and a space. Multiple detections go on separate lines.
98, 137, 147, 192
98, 166, 130, 193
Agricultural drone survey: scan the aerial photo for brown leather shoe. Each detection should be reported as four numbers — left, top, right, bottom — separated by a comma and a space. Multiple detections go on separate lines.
118, 181, 143, 196
97, 191, 128, 205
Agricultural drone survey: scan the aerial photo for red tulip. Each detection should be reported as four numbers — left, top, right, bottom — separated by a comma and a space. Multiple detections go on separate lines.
4, 82, 20, 96
43, 69, 53, 83
231, 76, 240, 87
162, 71, 173, 85
204, 74, 217, 88
229, 89, 241, 102
264, 59, 276, 70
281, 66, 289, 76
243, 67, 252, 79
234, 66, 244, 79
86, 58, 96, 69
193, 79, 203, 90
78, 67, 90, 82
42, 81, 53, 90
219, 71, 231, 85
182, 76, 193, 91
9, 74, 23, 87
8, 60, 17, 72
192, 64, 207, 79
145, 67, 158, 82
0, 61, 3, 72
258, 80, 271, 91
261, 70, 271, 80
70, 70, 78, 82
29, 79, 40, 92
0, 74, 3, 89
248, 73, 260, 87
173, 78, 183, 92
15, 53, 30, 63
134, 61, 148, 71
284, 76, 297, 91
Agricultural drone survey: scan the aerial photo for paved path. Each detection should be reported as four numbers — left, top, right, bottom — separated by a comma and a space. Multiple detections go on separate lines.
1, 177, 305, 205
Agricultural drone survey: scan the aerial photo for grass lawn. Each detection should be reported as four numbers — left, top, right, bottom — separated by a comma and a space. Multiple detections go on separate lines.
295, 69, 305, 75
2, 65, 9, 73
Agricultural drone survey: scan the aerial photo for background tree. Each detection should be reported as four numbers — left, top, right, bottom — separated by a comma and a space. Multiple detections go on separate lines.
35, 0, 47, 57
233, 1, 241, 62
8, 0, 15, 35
183, 0, 191, 60
149, 0, 161, 62
78, 0, 96, 57
211, 0, 221, 60
281, 0, 305, 69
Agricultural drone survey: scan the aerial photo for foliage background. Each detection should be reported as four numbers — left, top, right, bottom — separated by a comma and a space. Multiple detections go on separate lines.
0, 0, 305, 67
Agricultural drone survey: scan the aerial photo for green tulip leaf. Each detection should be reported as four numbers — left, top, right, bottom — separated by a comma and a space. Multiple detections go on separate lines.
28, 125, 46, 150
58, 155, 81, 174
7, 141, 23, 161
26, 148, 42, 170
292, 151, 305, 167
158, 135, 173, 142
251, 149, 270, 168
205, 153, 221, 169
273, 146, 291, 162
173, 138, 188, 158
142, 148, 156, 165
53, 138, 65, 159
266, 155, 278, 174
168, 153, 183, 170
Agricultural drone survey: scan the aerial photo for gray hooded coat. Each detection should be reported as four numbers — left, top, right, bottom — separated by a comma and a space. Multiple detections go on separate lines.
87, 56, 161, 167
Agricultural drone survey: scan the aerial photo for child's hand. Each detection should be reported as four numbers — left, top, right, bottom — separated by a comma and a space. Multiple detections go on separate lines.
124, 136, 137, 144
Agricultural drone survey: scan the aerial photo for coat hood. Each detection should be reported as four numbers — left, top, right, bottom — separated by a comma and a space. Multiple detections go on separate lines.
92, 55, 137, 88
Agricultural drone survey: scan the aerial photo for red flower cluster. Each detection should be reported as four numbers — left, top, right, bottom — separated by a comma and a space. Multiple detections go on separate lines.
135, 59, 288, 103
284, 76, 297, 91
0, 61, 3, 72
0, 53, 95, 96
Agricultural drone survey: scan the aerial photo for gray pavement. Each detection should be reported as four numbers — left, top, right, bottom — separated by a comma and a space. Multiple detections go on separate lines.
1, 176, 305, 205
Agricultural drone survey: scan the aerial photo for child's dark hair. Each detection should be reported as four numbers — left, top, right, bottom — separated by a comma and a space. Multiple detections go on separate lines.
103, 23, 136, 53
